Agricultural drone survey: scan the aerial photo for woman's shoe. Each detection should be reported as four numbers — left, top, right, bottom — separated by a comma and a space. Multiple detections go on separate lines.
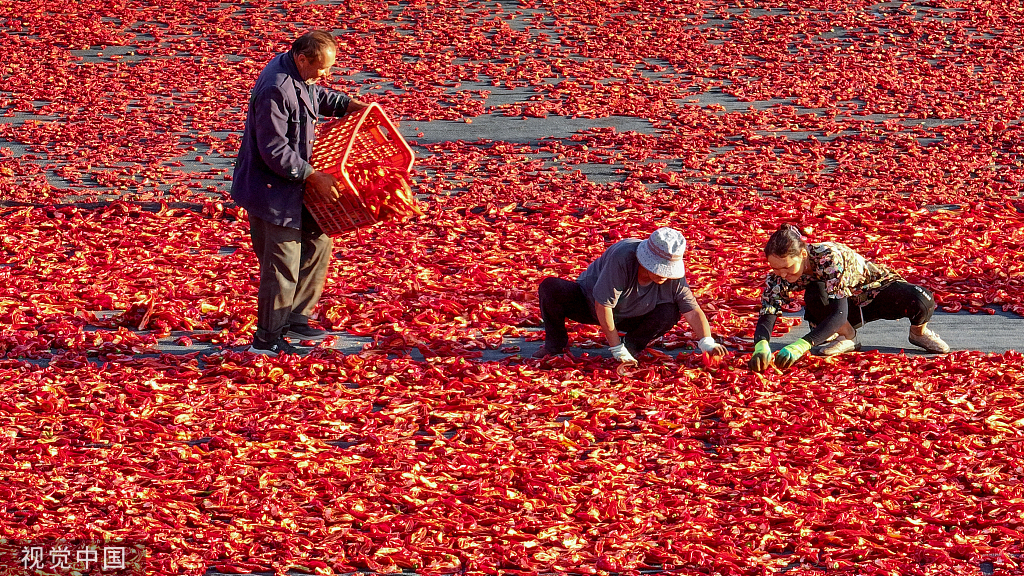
818, 335, 861, 356
909, 327, 950, 353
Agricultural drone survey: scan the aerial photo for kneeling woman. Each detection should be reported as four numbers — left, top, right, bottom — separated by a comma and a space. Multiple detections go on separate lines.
535, 227, 726, 364
750, 224, 949, 371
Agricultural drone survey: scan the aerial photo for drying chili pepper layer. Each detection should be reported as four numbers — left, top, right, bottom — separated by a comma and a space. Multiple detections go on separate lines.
1, 187, 1021, 361
1, 0, 1023, 203
2, 351, 1023, 575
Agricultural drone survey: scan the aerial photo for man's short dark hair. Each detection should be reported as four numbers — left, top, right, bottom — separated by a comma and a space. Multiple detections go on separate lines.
291, 31, 337, 62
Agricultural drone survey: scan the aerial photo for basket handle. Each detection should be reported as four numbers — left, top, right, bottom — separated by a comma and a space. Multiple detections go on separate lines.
374, 123, 393, 143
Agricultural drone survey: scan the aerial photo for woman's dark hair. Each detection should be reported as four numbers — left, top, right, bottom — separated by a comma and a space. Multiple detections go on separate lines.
764, 224, 807, 258
290, 30, 337, 62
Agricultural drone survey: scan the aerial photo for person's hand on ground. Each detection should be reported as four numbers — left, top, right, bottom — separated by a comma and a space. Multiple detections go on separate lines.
305, 170, 340, 203
749, 340, 772, 372
775, 338, 812, 369
609, 343, 637, 365
697, 336, 727, 358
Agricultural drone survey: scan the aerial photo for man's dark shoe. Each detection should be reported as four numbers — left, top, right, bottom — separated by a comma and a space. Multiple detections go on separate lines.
248, 337, 301, 356
532, 345, 567, 358
285, 323, 329, 341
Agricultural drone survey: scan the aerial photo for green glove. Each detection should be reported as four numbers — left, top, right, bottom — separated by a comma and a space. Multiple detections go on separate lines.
749, 340, 772, 372
775, 338, 812, 369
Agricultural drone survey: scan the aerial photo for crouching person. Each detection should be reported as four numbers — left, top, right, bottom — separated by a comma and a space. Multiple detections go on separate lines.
534, 227, 726, 365
749, 224, 949, 372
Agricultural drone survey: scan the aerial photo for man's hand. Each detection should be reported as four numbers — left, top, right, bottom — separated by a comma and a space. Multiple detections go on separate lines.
305, 170, 340, 203
749, 340, 772, 372
609, 344, 637, 365
697, 336, 727, 358
346, 98, 372, 115
775, 338, 812, 369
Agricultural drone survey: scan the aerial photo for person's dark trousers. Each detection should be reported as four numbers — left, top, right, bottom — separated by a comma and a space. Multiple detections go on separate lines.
858, 281, 936, 326
248, 211, 334, 342
803, 281, 846, 336
537, 277, 681, 355
804, 280, 936, 329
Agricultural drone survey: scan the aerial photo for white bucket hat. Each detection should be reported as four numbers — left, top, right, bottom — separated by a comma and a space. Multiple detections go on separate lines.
636, 227, 686, 279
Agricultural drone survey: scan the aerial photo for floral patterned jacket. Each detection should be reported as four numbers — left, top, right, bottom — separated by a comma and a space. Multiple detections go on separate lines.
759, 242, 905, 316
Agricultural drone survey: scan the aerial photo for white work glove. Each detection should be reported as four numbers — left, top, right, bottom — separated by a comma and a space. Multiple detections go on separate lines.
609, 344, 637, 364
698, 336, 727, 357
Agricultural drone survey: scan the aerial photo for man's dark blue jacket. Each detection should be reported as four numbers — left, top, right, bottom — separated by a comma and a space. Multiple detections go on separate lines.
231, 52, 351, 228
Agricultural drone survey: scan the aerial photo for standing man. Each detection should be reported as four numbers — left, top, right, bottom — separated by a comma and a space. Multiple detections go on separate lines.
232, 30, 370, 355
534, 227, 727, 364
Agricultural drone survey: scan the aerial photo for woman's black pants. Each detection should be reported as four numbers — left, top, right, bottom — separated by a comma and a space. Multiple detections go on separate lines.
804, 280, 936, 329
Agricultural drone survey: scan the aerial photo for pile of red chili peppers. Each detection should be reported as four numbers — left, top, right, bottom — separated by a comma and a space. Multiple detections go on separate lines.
348, 163, 422, 222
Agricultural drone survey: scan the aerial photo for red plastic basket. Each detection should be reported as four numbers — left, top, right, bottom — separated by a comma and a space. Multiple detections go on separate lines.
304, 103, 415, 235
